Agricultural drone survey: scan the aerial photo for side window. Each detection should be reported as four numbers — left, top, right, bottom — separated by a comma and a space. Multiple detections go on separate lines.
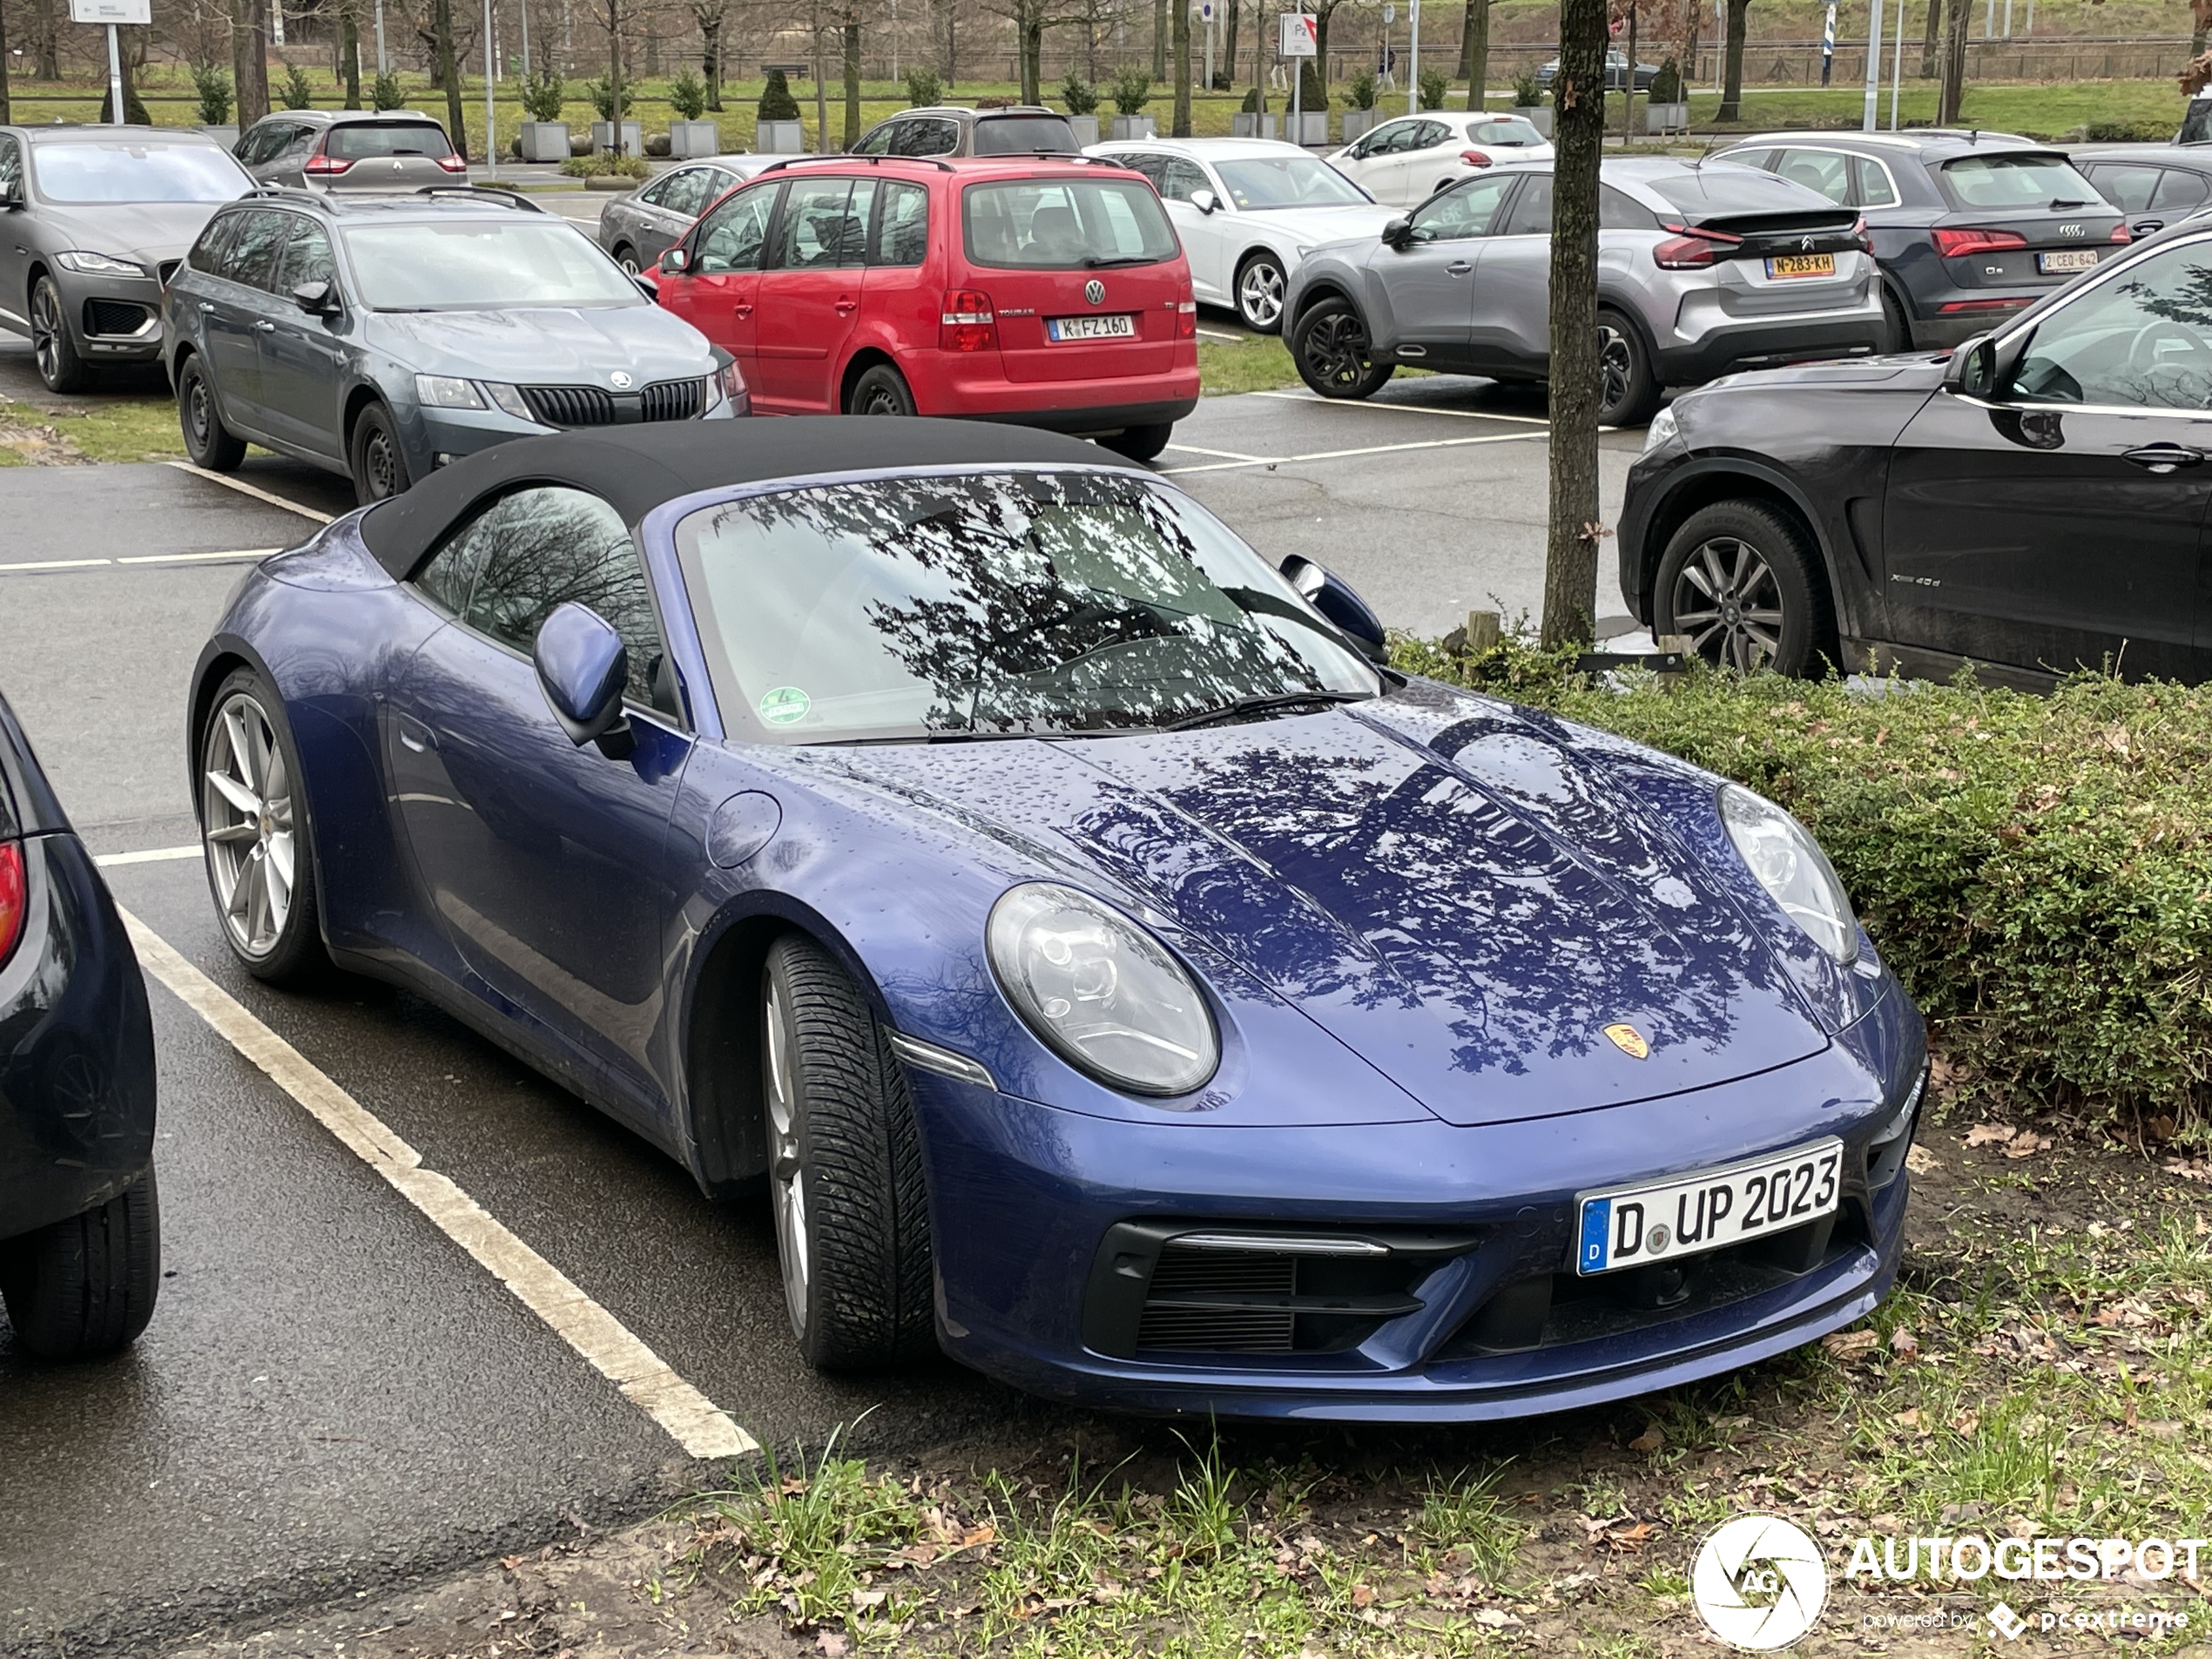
1374, 121, 1422, 156
1499, 172, 1554, 236
2155, 168, 2211, 212
853, 122, 895, 156
705, 167, 738, 202
873, 180, 930, 264
894, 118, 957, 157
1409, 173, 1518, 240
2084, 165, 2159, 215
234, 123, 273, 165
1775, 148, 1851, 206
277, 216, 336, 293
663, 167, 715, 219
1161, 158, 1211, 202
2009, 238, 2212, 411
774, 178, 858, 268
1414, 120, 1453, 150
429, 486, 670, 709
187, 211, 238, 273
221, 210, 291, 291
0, 138, 26, 199
636, 170, 678, 208
1116, 152, 1170, 190
1599, 184, 1658, 230
693, 183, 776, 273
1852, 156, 1899, 207
1724, 148, 1776, 173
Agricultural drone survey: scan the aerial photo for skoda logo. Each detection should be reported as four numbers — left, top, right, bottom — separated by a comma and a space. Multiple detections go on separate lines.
1084, 279, 1106, 306
610, 371, 634, 389
2060, 223, 2085, 239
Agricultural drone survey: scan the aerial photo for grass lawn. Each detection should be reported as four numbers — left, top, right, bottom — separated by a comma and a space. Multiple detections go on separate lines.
1684, 78, 2185, 138
1198, 332, 1302, 396
0, 388, 185, 464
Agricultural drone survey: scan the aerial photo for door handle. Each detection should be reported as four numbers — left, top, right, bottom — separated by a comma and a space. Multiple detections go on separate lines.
198, 301, 215, 313
253, 319, 275, 331
395, 712, 435, 753
733, 302, 752, 318
2124, 444, 2203, 473
833, 298, 858, 314
1447, 260, 1473, 276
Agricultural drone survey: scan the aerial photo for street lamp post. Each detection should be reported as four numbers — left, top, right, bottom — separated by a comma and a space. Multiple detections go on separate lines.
483, 0, 497, 172
1860, 0, 1883, 129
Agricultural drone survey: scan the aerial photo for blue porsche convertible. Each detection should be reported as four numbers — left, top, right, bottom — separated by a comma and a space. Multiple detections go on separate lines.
188, 419, 1925, 1420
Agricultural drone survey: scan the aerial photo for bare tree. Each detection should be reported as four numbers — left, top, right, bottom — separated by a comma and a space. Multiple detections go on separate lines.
1172, 0, 1189, 129
30, 0, 58, 82
1936, 0, 1966, 120
1151, 0, 1163, 76
1716, 0, 1746, 120
233, 0, 272, 127
692, 0, 728, 107
432, 0, 467, 154
842, 6, 860, 145
1458, 0, 1489, 110
1541, 0, 1606, 647
0, 0, 10, 123
341, 0, 361, 106
1307, 0, 1352, 88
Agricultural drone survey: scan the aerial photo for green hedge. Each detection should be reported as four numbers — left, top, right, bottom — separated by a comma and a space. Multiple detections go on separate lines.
1393, 638, 2212, 1135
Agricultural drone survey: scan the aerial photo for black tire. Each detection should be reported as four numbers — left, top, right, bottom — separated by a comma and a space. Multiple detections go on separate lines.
177, 353, 247, 472
760, 935, 934, 1372
1596, 307, 1662, 428
1099, 421, 1174, 462
30, 273, 91, 395
846, 362, 917, 416
1291, 296, 1393, 400
1233, 251, 1288, 334
1654, 499, 1836, 677
347, 401, 412, 505
0, 1170, 160, 1360
198, 667, 329, 984
611, 242, 641, 276
1880, 286, 1914, 353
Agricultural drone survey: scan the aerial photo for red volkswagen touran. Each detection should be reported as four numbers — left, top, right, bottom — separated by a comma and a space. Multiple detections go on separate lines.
648, 155, 1199, 461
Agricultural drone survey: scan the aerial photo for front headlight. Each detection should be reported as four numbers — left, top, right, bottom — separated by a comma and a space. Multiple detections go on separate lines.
1719, 784, 1858, 962
415, 374, 486, 410
1642, 404, 1680, 453
55, 250, 147, 277
481, 381, 537, 421
988, 882, 1218, 1096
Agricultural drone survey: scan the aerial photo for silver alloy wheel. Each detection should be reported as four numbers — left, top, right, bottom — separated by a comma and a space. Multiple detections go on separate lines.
30, 280, 62, 385
200, 691, 296, 959
1597, 323, 1635, 418
617, 248, 641, 275
1670, 536, 1785, 670
1238, 258, 1285, 329
764, 979, 811, 1337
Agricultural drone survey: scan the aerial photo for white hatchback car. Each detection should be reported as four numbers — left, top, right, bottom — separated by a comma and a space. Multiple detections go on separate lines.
1087, 137, 1398, 332
1329, 112, 1555, 208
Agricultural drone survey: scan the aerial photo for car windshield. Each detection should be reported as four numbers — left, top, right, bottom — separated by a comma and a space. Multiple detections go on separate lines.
963, 179, 1178, 268
1215, 156, 1373, 208
675, 469, 1381, 742
340, 220, 640, 308
1941, 152, 2101, 210
327, 121, 454, 159
1470, 118, 1542, 145
28, 141, 247, 204
971, 115, 1081, 155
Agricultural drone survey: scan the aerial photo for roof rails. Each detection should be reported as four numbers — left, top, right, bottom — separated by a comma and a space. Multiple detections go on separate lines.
243, 183, 328, 204
759, 153, 957, 173
414, 183, 545, 211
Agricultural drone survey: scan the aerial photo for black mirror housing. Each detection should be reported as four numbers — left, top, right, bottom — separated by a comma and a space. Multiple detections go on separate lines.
1944, 334, 1997, 397
1280, 554, 1388, 664
1381, 215, 1412, 248
291, 279, 339, 316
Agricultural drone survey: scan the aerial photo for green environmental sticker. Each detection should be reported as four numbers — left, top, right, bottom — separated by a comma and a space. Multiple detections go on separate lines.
758, 686, 811, 726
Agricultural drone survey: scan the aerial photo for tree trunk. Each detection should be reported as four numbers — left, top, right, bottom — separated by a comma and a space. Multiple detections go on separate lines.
813, 3, 830, 153
341, 0, 361, 107
1173, 0, 1191, 131
31, 0, 57, 82
1920, 0, 1939, 78
1459, 0, 1489, 109
234, 0, 272, 128
1224, 0, 1240, 94
1621, 1, 1637, 138
703, 15, 721, 108
1153, 0, 1167, 78
0, 0, 10, 125
1021, 14, 1041, 102
1716, 0, 1747, 120
844, 19, 860, 146
432, 0, 465, 154
1541, 0, 1606, 650
1314, 5, 1336, 89
1937, 0, 1966, 120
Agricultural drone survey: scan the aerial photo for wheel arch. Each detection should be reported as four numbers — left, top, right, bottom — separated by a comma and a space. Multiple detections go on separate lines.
1633, 459, 1845, 636
1285, 275, 1361, 334
837, 346, 902, 413
341, 381, 389, 455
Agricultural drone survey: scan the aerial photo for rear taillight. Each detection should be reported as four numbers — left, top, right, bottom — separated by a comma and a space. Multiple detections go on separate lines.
1459, 148, 1493, 168
0, 843, 24, 969
1932, 226, 2027, 259
940, 287, 997, 352
304, 150, 353, 175
2111, 223, 2133, 244
435, 153, 469, 174
1652, 223, 1743, 270
1851, 214, 1871, 252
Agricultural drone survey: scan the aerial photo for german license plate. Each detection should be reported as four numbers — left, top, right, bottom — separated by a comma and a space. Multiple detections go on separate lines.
1765, 253, 1837, 279
1048, 314, 1136, 341
1575, 1138, 1843, 1276
2039, 248, 2101, 274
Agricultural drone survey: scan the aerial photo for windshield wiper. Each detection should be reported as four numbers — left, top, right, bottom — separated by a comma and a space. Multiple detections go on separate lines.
1164, 690, 1371, 731
1082, 254, 1157, 268
2048, 197, 2094, 209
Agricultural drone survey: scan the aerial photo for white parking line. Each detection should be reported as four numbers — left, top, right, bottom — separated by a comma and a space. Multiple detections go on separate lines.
0, 556, 111, 573
1195, 327, 1246, 343
0, 550, 278, 577
1161, 428, 1547, 475
117, 907, 758, 1464
165, 461, 336, 523
1251, 388, 1553, 427
94, 845, 203, 867
1163, 440, 1275, 462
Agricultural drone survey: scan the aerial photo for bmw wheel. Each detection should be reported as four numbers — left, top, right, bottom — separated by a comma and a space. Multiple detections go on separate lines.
1595, 307, 1661, 427
199, 670, 327, 983
1235, 253, 1288, 334
177, 354, 247, 472
760, 934, 934, 1372
1291, 296, 1393, 400
347, 401, 412, 504
1654, 501, 1835, 677
30, 275, 90, 394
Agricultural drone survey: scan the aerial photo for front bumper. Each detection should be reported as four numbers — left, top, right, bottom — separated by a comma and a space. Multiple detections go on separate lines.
917, 998, 1924, 1420
49, 266, 168, 363
400, 394, 738, 477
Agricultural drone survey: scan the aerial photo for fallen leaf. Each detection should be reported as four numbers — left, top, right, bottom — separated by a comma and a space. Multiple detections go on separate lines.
1474, 1608, 1525, 1629
1629, 1425, 1666, 1454
1966, 1123, 2015, 1147
2004, 1132, 2053, 1160
1352, 1583, 1376, 1608
851, 1588, 887, 1609
2164, 1159, 2212, 1185
1822, 1328, 1881, 1360
1905, 1144, 1939, 1175
815, 1634, 849, 1658
1890, 1326, 1920, 1357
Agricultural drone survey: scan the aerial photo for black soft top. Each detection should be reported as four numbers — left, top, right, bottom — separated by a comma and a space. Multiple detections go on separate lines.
356, 417, 1119, 579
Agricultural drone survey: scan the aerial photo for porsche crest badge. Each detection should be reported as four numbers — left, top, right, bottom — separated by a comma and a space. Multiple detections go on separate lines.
1602, 1022, 1650, 1060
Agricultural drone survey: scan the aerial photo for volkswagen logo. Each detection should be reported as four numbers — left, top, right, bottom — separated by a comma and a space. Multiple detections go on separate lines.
2060, 223, 2085, 239
1084, 279, 1106, 306
610, 371, 634, 389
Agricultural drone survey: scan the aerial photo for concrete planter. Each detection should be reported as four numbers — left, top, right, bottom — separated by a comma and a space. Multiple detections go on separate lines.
1065, 113, 1100, 145
1514, 105, 1552, 137
199, 125, 239, 149
1645, 100, 1688, 134
756, 118, 805, 153
1109, 113, 1157, 139
668, 119, 720, 158
519, 121, 570, 162
591, 119, 643, 155
1285, 111, 1329, 146
1231, 111, 1279, 139
1341, 108, 1382, 140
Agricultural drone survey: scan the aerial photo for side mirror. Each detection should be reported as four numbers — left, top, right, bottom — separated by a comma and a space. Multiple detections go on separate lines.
0, 180, 21, 211
1381, 215, 1413, 249
1190, 187, 1219, 215
291, 279, 339, 316
631, 273, 658, 300
660, 245, 690, 273
534, 603, 635, 757
1280, 554, 1387, 664
1944, 334, 1998, 398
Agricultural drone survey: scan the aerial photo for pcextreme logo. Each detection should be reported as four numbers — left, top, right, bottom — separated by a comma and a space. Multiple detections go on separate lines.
1693, 1514, 1830, 1650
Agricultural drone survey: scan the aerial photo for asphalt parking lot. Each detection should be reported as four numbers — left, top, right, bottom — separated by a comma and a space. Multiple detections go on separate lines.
0, 260, 1644, 1655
